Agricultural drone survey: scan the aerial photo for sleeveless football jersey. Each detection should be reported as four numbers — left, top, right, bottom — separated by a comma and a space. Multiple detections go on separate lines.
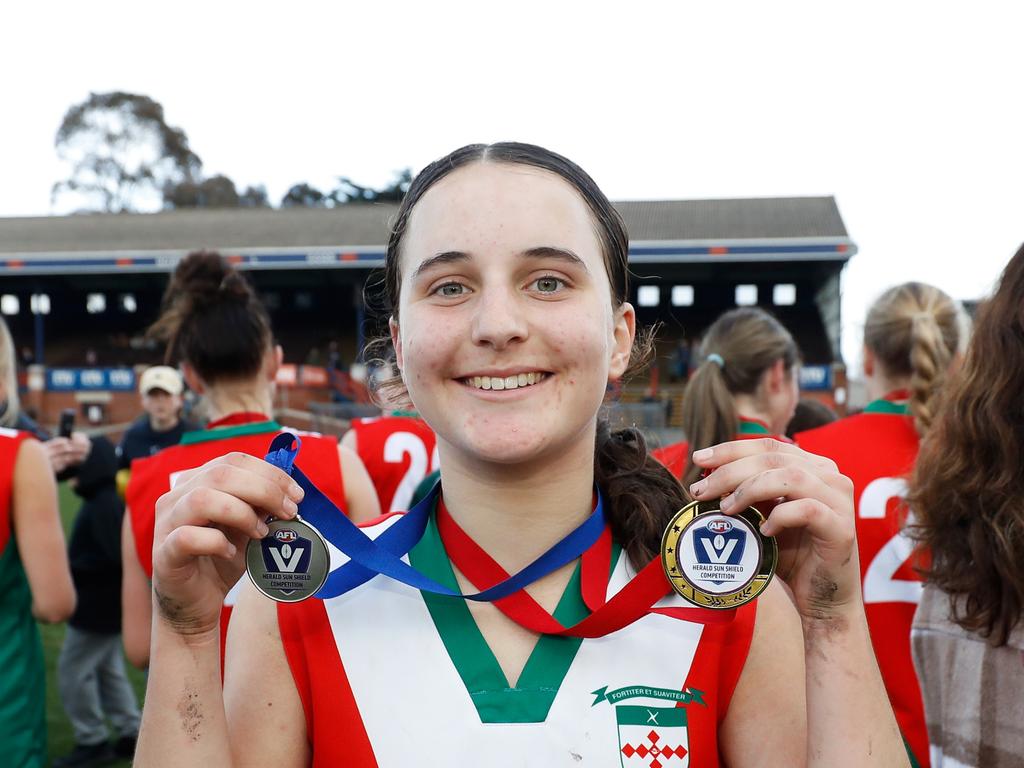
348, 415, 438, 513
0, 428, 47, 767
126, 413, 348, 650
279, 509, 757, 767
652, 418, 778, 479
795, 394, 928, 768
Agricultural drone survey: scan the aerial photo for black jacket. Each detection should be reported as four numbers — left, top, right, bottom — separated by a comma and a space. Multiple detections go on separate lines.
67, 436, 125, 634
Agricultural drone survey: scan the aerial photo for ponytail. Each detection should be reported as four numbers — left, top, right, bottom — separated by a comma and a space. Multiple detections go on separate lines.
677, 360, 737, 488
908, 313, 953, 435
864, 282, 966, 437
678, 308, 798, 486
595, 418, 689, 570
149, 250, 273, 385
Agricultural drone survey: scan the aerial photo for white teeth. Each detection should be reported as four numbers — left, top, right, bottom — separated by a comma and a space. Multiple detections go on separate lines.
465, 373, 546, 391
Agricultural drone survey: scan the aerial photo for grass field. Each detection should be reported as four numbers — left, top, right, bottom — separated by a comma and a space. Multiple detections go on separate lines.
41, 482, 146, 767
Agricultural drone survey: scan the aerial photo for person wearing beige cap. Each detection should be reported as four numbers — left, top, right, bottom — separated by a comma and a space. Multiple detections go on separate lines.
115, 365, 197, 472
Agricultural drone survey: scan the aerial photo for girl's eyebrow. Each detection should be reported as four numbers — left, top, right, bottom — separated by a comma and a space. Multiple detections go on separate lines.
412, 246, 589, 280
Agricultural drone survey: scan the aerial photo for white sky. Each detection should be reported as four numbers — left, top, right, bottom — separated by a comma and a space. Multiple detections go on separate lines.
3, 1, 1022, 370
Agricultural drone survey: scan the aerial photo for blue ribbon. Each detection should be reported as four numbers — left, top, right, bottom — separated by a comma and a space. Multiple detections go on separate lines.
264, 433, 606, 601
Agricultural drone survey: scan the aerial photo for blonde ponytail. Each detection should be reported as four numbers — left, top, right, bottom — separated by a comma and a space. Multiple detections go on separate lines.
864, 283, 967, 437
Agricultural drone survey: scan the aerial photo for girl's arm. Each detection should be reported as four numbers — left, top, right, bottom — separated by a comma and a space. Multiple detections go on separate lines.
720, 580, 808, 767
12, 438, 75, 623
692, 438, 908, 768
223, 583, 309, 766
134, 452, 304, 766
122, 512, 154, 668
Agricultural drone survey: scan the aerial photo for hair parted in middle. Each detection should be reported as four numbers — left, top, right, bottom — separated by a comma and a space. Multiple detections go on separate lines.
677, 307, 799, 487
365, 141, 686, 569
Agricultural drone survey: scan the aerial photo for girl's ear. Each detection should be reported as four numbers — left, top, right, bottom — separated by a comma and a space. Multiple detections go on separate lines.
862, 345, 875, 378
764, 358, 787, 394
389, 317, 403, 372
608, 302, 636, 380
181, 362, 203, 395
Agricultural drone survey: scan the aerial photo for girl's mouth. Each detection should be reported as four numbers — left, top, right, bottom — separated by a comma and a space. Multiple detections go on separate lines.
461, 372, 548, 391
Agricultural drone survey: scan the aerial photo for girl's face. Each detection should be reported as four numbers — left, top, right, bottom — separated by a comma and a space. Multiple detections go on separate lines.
391, 162, 635, 467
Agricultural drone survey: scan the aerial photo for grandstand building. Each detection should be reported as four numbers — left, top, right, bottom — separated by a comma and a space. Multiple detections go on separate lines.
0, 198, 856, 432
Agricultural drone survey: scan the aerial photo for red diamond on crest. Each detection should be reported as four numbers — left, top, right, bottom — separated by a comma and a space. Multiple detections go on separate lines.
650, 760, 662, 768
636, 745, 649, 758
622, 744, 635, 757
649, 730, 660, 743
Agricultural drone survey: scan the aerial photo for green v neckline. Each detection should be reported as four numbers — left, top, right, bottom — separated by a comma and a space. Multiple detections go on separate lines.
863, 398, 911, 416
408, 505, 621, 724
179, 420, 282, 445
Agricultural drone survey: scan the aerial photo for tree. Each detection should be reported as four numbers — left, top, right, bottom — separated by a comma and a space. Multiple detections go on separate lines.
280, 183, 328, 208
163, 174, 242, 208
52, 91, 202, 213
330, 169, 412, 205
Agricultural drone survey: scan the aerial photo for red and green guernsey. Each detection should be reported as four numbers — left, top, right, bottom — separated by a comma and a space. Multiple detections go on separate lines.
127, 413, 348, 653
348, 414, 438, 513
795, 392, 928, 768
279, 506, 757, 767
0, 428, 47, 767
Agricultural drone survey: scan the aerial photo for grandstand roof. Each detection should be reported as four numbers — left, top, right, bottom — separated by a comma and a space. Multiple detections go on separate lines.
0, 196, 855, 274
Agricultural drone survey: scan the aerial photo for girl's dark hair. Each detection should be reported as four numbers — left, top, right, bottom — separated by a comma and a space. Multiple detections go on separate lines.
678, 308, 799, 487
909, 244, 1024, 646
149, 250, 273, 384
368, 141, 685, 568
863, 281, 966, 436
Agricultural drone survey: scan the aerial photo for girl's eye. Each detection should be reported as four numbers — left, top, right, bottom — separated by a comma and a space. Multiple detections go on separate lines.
531, 276, 565, 294
434, 282, 466, 298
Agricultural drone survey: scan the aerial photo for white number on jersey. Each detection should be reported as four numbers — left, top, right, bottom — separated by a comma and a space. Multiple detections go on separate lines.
858, 477, 923, 605
383, 431, 440, 513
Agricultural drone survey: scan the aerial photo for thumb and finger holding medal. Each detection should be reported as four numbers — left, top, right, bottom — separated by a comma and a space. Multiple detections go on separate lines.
678, 439, 858, 612
153, 453, 306, 601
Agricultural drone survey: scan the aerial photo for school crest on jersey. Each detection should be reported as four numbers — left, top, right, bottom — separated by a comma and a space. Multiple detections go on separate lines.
592, 684, 704, 767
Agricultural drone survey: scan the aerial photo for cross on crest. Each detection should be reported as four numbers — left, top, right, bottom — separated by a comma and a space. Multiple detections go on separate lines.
620, 729, 688, 768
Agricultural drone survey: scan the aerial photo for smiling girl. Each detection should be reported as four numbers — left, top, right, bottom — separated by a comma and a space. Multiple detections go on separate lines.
135, 143, 908, 767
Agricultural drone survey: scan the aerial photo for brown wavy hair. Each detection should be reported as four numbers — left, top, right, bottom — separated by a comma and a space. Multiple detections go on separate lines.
864, 282, 966, 436
365, 142, 687, 568
909, 244, 1024, 646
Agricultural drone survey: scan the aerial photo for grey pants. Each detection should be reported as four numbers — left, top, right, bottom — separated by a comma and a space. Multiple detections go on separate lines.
57, 626, 141, 746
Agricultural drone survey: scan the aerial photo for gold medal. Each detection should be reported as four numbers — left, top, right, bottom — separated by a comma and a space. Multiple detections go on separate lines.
661, 500, 777, 609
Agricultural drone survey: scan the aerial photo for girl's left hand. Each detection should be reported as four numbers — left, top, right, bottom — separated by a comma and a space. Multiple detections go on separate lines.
687, 438, 860, 622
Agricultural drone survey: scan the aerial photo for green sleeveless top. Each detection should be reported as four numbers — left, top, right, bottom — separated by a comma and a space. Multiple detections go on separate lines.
0, 430, 47, 767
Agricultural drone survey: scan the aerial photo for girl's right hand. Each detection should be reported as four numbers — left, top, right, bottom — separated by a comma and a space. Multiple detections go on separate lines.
150, 452, 305, 639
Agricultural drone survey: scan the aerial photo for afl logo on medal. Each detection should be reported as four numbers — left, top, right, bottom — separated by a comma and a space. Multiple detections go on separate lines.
245, 515, 330, 603
661, 500, 777, 609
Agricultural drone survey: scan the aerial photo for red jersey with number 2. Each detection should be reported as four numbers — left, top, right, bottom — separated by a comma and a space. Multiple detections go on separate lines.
795, 396, 928, 768
348, 416, 438, 513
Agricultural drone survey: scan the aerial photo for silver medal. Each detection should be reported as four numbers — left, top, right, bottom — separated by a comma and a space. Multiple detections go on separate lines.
245, 515, 330, 603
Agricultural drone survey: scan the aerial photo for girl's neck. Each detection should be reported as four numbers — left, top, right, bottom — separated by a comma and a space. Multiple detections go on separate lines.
865, 372, 911, 402
733, 394, 777, 434
203, 379, 273, 422
437, 428, 597, 575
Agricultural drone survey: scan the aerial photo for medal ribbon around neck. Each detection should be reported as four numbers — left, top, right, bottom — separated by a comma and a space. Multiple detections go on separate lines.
436, 499, 734, 636
264, 433, 734, 634
265, 433, 604, 603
